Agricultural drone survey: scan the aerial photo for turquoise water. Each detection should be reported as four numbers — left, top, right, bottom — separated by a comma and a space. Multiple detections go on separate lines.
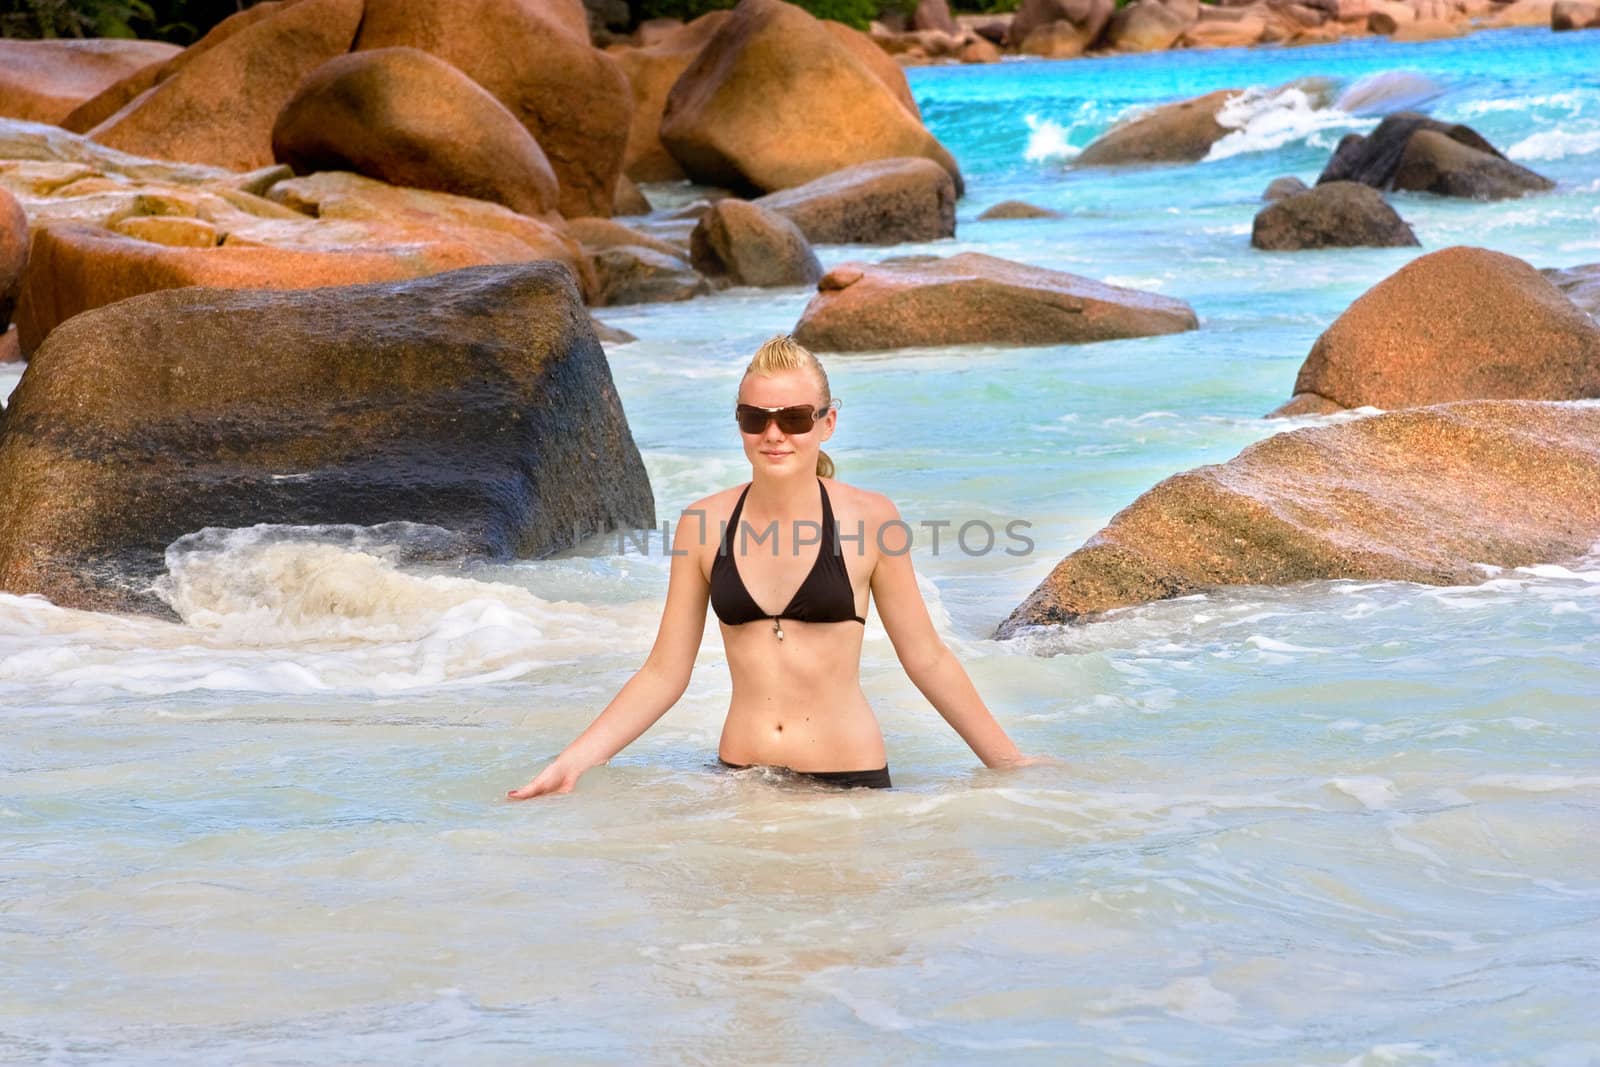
3, 27, 1599, 1065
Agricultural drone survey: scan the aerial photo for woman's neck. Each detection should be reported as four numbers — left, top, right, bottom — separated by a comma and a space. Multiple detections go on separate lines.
745, 469, 818, 517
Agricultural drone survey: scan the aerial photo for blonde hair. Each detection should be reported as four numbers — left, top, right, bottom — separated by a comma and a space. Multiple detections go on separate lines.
743, 334, 836, 478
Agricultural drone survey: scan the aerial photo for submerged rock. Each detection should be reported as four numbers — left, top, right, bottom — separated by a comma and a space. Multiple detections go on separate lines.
659, 0, 962, 195
791, 252, 1198, 352
1076, 89, 1240, 167
271, 48, 562, 219
0, 263, 654, 616
752, 157, 956, 245
978, 199, 1063, 219
1317, 113, 1553, 199
1250, 181, 1419, 251
1270, 246, 1600, 414
997, 401, 1600, 635
689, 200, 821, 288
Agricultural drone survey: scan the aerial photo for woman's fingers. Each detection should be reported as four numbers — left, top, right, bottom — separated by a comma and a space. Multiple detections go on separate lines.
506, 769, 577, 800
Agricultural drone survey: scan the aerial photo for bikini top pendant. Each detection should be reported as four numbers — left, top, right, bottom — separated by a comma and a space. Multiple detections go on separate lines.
773, 617, 784, 641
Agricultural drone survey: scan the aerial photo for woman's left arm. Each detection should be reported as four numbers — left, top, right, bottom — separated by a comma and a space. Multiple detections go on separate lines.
867, 496, 1031, 769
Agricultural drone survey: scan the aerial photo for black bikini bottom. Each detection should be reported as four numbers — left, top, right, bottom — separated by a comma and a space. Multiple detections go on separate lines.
718, 758, 892, 790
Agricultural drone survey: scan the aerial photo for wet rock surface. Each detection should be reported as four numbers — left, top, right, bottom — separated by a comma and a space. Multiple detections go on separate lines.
999, 401, 1600, 634
0, 263, 654, 616
792, 251, 1198, 352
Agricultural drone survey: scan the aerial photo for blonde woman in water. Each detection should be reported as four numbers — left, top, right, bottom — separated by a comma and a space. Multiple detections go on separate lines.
510, 335, 1040, 797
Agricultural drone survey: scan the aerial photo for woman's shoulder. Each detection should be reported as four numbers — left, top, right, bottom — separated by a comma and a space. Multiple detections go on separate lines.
822, 477, 899, 522
681, 483, 749, 522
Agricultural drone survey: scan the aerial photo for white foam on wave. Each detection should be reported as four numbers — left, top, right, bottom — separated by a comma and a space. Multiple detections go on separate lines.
1507, 127, 1600, 162
1205, 86, 1366, 162
1023, 114, 1081, 163
0, 525, 656, 701
1454, 90, 1589, 118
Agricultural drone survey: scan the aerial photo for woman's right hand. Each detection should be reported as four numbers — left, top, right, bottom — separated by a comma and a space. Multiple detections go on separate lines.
506, 757, 584, 800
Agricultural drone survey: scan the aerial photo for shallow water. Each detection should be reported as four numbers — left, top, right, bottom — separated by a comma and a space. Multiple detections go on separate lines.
4, 27, 1600, 1065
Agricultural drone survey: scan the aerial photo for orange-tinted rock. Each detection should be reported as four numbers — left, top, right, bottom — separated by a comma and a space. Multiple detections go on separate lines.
356, 0, 632, 218
0, 263, 654, 615
59, 61, 165, 135
1009, 0, 1115, 53
88, 0, 363, 171
752, 157, 956, 245
1553, 0, 1600, 28
1105, 0, 1199, 51
611, 12, 733, 183
1487, 0, 1554, 24
997, 401, 1600, 634
110, 215, 219, 247
1389, 17, 1463, 39
792, 252, 1198, 352
957, 35, 1004, 61
259, 171, 596, 298
1273, 247, 1600, 414
822, 20, 922, 117
1180, 4, 1269, 46
14, 223, 451, 355
659, 0, 961, 196
271, 48, 562, 219
1, 188, 26, 327
0, 39, 179, 125
565, 217, 686, 258
1076, 89, 1240, 166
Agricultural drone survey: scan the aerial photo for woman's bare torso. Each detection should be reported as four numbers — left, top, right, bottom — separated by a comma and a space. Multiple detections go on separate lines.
696, 479, 886, 773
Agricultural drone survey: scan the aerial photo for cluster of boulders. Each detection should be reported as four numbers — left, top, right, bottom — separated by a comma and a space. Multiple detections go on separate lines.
1249, 112, 1552, 250
835, 0, 1579, 66
0, 0, 988, 364
999, 245, 1600, 635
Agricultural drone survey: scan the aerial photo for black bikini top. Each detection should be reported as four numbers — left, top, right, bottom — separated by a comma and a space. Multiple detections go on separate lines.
710, 479, 867, 627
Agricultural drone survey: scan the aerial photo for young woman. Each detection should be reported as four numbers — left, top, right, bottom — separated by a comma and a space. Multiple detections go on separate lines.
508, 335, 1039, 797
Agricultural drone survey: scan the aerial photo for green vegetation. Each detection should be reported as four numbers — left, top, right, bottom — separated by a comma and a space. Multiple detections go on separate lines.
1, 0, 260, 43
636, 0, 908, 29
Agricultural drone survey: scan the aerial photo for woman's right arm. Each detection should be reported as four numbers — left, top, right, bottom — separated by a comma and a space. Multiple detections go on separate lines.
507, 508, 712, 799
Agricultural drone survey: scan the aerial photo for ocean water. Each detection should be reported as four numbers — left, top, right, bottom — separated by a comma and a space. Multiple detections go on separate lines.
4, 26, 1600, 1065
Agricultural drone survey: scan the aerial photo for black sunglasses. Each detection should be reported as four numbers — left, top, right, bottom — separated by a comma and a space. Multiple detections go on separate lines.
734, 403, 833, 435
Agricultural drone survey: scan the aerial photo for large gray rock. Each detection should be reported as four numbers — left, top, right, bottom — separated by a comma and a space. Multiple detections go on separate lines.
792, 252, 1197, 352
1393, 129, 1557, 200
690, 200, 822, 287
752, 157, 956, 245
1317, 112, 1553, 198
1008, 0, 1116, 55
998, 401, 1600, 635
0, 263, 654, 615
1251, 181, 1419, 251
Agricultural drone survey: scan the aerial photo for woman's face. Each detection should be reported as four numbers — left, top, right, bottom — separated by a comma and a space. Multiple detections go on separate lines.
737, 368, 835, 476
